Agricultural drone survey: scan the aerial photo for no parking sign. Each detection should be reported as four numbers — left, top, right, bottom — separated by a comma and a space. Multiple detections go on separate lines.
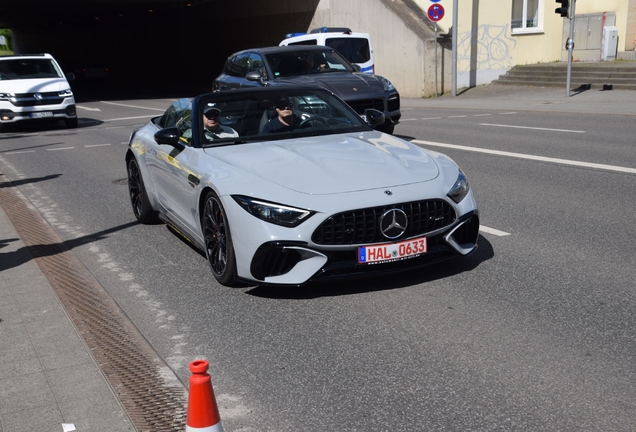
427, 3, 445, 22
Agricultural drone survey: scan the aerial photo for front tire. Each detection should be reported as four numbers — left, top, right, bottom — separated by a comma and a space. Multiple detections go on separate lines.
202, 191, 239, 286
127, 157, 158, 224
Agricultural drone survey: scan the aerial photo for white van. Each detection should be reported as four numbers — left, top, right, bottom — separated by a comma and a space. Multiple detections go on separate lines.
0, 53, 77, 132
280, 27, 375, 74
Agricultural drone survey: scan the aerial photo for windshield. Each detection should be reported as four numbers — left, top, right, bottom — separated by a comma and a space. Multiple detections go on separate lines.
265, 49, 354, 78
0, 59, 64, 80
194, 88, 369, 147
325, 37, 371, 63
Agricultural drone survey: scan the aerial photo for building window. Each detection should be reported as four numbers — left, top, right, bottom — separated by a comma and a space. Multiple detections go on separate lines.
511, 0, 542, 34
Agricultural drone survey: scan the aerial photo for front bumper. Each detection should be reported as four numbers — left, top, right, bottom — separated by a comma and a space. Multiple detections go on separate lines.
247, 212, 479, 286
0, 97, 77, 124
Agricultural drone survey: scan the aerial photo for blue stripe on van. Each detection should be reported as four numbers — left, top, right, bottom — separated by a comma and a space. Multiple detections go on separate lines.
360, 65, 374, 74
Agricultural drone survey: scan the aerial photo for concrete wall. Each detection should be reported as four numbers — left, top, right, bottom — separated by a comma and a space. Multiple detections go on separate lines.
308, 0, 449, 97
310, 0, 422, 97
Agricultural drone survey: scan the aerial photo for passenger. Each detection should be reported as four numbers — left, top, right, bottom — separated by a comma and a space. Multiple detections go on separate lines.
202, 105, 238, 140
262, 98, 301, 133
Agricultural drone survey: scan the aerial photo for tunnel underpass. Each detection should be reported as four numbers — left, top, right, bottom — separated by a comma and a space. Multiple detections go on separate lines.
1, 0, 321, 96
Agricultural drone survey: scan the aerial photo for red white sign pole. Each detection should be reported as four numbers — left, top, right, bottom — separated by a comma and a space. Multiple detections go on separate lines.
427, 3, 445, 98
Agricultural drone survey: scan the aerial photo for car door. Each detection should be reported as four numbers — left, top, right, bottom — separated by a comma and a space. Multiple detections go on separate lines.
215, 53, 249, 90
146, 99, 201, 238
239, 52, 268, 88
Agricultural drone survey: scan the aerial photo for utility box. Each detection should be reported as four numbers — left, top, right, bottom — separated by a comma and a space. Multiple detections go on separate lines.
602, 26, 618, 60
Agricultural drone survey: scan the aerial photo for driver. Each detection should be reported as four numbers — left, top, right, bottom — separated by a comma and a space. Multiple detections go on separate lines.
262, 98, 301, 133
202, 105, 238, 140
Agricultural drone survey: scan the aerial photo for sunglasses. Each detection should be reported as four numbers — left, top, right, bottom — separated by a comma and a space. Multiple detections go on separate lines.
204, 111, 220, 118
277, 104, 293, 110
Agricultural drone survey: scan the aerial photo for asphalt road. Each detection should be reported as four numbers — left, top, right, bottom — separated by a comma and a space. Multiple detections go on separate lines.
1, 94, 635, 431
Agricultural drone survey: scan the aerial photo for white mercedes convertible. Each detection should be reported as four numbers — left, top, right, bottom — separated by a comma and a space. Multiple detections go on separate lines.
126, 86, 479, 287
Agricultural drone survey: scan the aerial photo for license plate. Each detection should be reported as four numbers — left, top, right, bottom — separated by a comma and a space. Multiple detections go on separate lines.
31, 112, 53, 118
358, 236, 427, 264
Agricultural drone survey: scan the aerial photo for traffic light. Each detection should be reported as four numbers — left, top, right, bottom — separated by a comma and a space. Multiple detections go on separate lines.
555, 0, 569, 17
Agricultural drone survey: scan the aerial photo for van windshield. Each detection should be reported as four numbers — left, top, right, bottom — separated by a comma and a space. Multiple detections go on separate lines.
0, 59, 64, 81
325, 38, 371, 64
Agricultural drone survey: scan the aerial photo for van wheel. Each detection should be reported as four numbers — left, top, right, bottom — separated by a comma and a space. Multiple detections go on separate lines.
65, 118, 78, 128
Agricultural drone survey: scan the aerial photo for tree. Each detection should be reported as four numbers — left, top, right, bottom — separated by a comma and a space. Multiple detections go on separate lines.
0, 29, 12, 51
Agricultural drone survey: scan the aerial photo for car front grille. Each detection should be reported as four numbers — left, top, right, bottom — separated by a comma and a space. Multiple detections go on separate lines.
346, 98, 385, 114
312, 199, 456, 245
388, 94, 400, 111
10, 92, 65, 107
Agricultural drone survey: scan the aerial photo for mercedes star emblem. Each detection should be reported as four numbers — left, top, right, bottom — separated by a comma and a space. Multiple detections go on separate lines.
379, 209, 408, 239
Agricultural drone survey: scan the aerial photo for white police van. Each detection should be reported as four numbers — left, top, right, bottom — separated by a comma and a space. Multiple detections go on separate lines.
280, 27, 375, 74
0, 53, 77, 132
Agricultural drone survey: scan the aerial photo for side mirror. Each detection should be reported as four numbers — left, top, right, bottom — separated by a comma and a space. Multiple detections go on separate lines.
245, 71, 267, 86
65, 72, 76, 81
352, 64, 362, 72
154, 127, 183, 147
364, 109, 385, 128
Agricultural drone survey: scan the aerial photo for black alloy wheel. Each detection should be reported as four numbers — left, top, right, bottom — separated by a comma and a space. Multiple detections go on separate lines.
202, 191, 238, 286
127, 158, 158, 224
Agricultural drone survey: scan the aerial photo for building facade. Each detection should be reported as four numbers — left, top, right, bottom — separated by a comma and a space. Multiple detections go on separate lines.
310, 0, 635, 96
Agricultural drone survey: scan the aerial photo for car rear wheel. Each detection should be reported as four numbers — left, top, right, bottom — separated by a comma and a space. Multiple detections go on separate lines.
127, 157, 158, 224
202, 191, 238, 286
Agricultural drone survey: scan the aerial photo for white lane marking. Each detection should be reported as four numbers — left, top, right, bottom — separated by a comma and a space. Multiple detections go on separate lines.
76, 105, 101, 111
480, 225, 510, 236
85, 143, 111, 148
401, 118, 419, 121
46, 147, 74, 151
499, 112, 517, 115
421, 117, 442, 120
473, 114, 492, 117
103, 126, 127, 130
101, 101, 166, 111
4, 150, 36, 154
104, 115, 157, 122
448, 115, 467, 118
481, 123, 585, 133
413, 139, 636, 174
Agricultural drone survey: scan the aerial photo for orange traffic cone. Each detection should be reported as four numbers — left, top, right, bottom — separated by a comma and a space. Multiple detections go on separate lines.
186, 360, 224, 432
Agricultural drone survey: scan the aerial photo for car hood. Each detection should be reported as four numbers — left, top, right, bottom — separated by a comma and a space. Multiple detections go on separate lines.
205, 132, 439, 195
275, 73, 385, 98
0, 78, 71, 93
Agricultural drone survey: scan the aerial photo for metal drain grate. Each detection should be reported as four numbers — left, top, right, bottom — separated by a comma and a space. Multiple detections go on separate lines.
0, 173, 187, 432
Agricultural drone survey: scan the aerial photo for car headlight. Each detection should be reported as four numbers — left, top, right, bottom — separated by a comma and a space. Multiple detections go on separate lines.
58, 89, 73, 97
233, 195, 315, 227
447, 170, 470, 204
380, 77, 395, 92
0, 92, 14, 101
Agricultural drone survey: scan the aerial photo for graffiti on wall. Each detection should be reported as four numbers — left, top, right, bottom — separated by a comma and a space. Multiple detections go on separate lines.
457, 24, 516, 72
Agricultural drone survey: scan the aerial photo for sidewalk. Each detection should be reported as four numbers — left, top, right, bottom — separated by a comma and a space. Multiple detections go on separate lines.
0, 204, 135, 432
401, 83, 636, 116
